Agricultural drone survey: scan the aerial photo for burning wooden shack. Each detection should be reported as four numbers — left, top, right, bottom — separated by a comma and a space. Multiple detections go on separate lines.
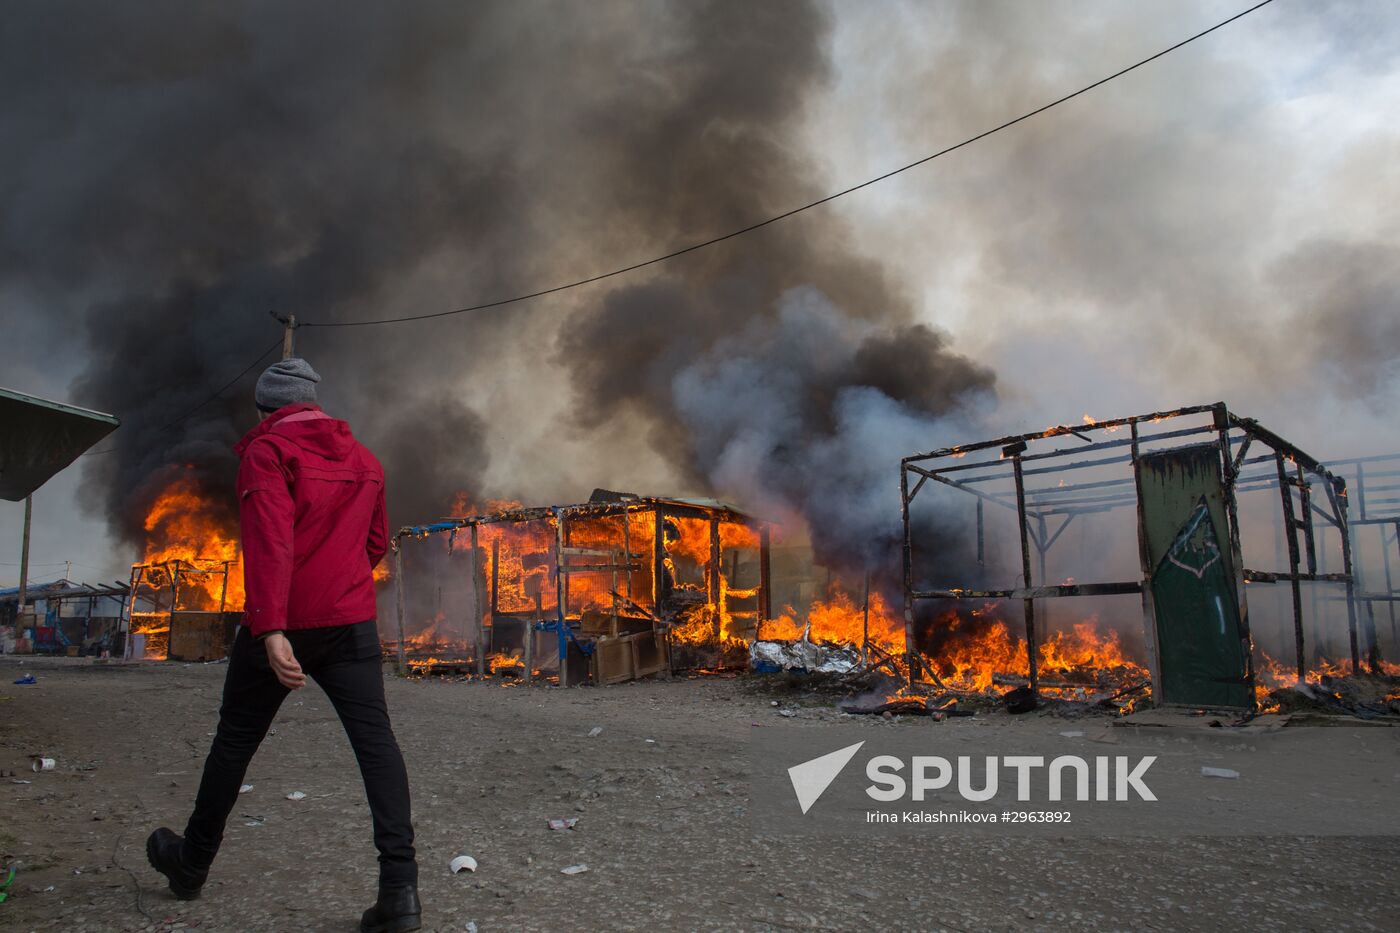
122, 557, 241, 661
901, 401, 1394, 712
387, 491, 771, 684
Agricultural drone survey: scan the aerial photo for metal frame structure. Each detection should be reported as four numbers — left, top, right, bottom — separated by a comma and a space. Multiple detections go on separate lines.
900, 402, 1376, 703
1329, 454, 1400, 655
391, 496, 770, 684
121, 558, 235, 659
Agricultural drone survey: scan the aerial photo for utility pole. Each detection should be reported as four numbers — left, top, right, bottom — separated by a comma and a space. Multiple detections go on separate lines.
281, 313, 298, 360
270, 311, 298, 361
17, 495, 32, 609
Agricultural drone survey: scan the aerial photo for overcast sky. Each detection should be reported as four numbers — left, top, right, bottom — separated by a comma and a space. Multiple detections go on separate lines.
2, 0, 1396, 588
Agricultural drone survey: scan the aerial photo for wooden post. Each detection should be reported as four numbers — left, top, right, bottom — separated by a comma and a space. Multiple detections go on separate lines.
758, 525, 772, 635
554, 510, 568, 686
862, 571, 871, 663
1275, 452, 1306, 680
218, 560, 230, 613
621, 511, 634, 598
1327, 476, 1362, 674
17, 495, 32, 610
470, 523, 485, 677
490, 537, 500, 617
281, 313, 297, 360
121, 565, 140, 660
652, 508, 666, 610
708, 519, 721, 637
900, 465, 915, 686
393, 544, 407, 675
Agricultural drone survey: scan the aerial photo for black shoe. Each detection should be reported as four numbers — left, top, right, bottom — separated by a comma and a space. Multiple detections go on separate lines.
360, 885, 422, 933
145, 827, 208, 900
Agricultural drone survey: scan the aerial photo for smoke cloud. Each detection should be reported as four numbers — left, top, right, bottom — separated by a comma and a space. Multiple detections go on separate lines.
1, 0, 995, 573
6, 1, 1394, 592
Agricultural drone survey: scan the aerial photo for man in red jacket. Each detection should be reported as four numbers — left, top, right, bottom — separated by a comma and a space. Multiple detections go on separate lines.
147, 358, 421, 933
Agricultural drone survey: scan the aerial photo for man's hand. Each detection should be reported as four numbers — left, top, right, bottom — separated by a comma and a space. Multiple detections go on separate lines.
263, 633, 306, 690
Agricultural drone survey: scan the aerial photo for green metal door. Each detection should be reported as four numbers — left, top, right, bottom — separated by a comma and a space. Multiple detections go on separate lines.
1136, 444, 1253, 708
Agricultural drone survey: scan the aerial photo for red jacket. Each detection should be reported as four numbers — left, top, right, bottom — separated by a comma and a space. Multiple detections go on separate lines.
234, 403, 387, 637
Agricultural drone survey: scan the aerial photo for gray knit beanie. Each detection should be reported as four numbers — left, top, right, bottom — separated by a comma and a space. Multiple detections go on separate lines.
255, 358, 321, 412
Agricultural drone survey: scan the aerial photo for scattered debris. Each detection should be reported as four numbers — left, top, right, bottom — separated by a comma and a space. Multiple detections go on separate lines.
1201, 767, 1240, 779
12, 675, 36, 686
778, 709, 795, 718
587, 726, 603, 738
239, 784, 254, 794
31, 757, 55, 772
465, 922, 478, 933
0, 866, 14, 904
560, 864, 589, 876
450, 855, 478, 874
1060, 730, 1085, 738
547, 818, 579, 831
839, 688, 967, 718
10, 779, 31, 785
285, 791, 306, 801
750, 639, 859, 675
1001, 685, 1038, 714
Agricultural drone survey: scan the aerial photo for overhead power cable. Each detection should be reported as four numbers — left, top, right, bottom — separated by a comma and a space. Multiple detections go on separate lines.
81, 337, 283, 457
299, 0, 1275, 329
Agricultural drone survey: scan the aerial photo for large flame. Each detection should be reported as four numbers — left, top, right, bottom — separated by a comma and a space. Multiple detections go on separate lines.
140, 475, 245, 610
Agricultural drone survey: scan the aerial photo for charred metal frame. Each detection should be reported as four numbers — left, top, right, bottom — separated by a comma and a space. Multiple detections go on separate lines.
121, 558, 234, 660
1328, 454, 1400, 663
901, 402, 1371, 706
390, 496, 770, 683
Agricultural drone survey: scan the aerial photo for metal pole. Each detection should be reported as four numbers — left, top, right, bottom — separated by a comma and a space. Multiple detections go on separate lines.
975, 498, 985, 569
1035, 512, 1049, 641
1011, 455, 1039, 693
1389, 522, 1400, 653
471, 523, 485, 677
17, 495, 32, 610
393, 544, 407, 675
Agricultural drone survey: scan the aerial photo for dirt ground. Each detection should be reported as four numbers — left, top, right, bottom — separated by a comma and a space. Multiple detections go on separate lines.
0, 656, 1395, 933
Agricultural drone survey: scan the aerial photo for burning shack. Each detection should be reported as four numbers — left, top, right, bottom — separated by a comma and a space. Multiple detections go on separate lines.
123, 557, 241, 661
901, 402, 1393, 712
388, 491, 771, 683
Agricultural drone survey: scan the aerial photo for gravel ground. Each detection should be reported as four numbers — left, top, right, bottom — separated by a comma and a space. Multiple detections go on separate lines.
0, 656, 1395, 932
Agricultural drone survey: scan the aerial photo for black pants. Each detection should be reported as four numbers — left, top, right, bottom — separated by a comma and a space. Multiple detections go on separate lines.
183, 621, 417, 888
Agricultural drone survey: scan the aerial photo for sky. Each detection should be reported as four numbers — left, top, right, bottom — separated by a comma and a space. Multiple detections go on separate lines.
1, 0, 1397, 588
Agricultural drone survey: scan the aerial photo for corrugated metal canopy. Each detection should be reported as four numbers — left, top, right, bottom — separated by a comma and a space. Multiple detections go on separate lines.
0, 387, 119, 501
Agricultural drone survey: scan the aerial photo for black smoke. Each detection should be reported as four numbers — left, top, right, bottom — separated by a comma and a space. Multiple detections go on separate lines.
2, 1, 995, 569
